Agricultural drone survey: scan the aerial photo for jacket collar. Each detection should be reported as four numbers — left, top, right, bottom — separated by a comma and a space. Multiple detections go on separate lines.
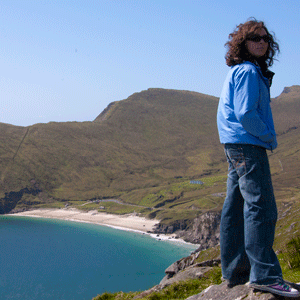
244, 61, 275, 87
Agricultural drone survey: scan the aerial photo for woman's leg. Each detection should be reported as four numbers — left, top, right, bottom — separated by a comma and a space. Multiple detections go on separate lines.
239, 145, 282, 285
220, 145, 251, 285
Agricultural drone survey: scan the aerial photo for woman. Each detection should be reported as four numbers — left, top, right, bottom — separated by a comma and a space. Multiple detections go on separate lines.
217, 18, 299, 297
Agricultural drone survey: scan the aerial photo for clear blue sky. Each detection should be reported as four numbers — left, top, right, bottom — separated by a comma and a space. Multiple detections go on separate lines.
1, 0, 299, 126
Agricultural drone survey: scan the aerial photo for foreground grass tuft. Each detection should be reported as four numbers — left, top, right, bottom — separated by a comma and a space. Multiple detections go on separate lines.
282, 235, 300, 270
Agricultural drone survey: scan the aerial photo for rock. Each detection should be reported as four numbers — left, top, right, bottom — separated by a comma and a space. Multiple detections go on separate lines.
194, 258, 221, 267
164, 252, 201, 276
135, 257, 220, 298
152, 211, 221, 250
288, 222, 297, 232
152, 219, 189, 235
177, 211, 221, 250
186, 282, 300, 300
165, 262, 179, 276
160, 266, 212, 288
161, 254, 221, 288
0, 187, 42, 214
282, 87, 291, 94
133, 285, 162, 299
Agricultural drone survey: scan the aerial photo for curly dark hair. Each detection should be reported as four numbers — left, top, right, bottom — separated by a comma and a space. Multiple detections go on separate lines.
225, 18, 280, 72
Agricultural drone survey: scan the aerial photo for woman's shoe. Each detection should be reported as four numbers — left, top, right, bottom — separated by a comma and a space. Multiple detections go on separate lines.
250, 281, 300, 298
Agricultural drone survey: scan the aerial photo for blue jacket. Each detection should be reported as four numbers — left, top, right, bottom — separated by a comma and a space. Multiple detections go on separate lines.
217, 61, 277, 150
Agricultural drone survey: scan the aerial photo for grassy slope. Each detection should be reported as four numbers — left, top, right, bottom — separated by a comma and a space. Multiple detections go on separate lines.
0, 89, 225, 213
0, 86, 299, 225
268, 85, 300, 202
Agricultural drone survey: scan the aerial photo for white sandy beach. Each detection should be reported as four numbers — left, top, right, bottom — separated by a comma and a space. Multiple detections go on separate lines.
8, 208, 158, 233
8, 208, 198, 246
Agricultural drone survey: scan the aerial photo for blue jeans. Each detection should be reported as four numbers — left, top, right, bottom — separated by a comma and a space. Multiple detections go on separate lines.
220, 144, 282, 285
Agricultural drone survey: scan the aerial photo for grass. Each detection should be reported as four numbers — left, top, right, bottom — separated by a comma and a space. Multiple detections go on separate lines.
1, 88, 299, 219
1, 89, 226, 207
278, 235, 300, 283
142, 272, 221, 300
11, 173, 226, 226
273, 199, 300, 251
279, 235, 300, 282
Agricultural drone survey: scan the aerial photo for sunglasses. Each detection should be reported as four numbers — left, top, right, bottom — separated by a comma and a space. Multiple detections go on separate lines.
247, 34, 270, 43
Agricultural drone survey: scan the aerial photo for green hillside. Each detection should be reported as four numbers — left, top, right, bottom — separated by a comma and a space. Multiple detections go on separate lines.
268, 85, 300, 200
0, 87, 299, 221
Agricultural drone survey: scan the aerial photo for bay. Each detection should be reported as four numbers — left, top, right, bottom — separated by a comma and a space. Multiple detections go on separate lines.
0, 216, 197, 300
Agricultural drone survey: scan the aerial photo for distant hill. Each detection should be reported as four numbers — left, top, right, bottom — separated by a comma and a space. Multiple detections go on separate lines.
268, 85, 300, 193
0, 86, 299, 215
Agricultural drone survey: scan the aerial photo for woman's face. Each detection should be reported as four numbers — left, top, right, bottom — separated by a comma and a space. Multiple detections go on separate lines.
245, 28, 269, 58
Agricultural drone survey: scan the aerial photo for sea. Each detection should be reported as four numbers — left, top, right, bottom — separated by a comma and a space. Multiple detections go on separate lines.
0, 215, 198, 300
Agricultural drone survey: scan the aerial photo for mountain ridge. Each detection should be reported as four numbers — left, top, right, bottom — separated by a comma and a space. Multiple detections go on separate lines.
0, 86, 299, 224
0, 88, 223, 216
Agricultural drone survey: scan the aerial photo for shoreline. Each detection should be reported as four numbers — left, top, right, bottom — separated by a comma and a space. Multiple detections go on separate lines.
6, 208, 199, 247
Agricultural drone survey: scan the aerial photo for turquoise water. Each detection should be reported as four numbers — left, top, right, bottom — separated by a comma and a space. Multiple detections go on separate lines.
0, 216, 197, 300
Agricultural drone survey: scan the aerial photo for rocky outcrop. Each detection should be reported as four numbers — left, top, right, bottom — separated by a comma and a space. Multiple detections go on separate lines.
161, 253, 300, 300
178, 211, 221, 250
134, 256, 221, 299
0, 187, 42, 214
160, 253, 221, 288
186, 281, 300, 300
152, 219, 189, 234
152, 211, 221, 250
137, 253, 300, 300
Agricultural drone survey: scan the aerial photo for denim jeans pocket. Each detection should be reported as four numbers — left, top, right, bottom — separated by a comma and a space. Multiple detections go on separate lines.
225, 145, 247, 178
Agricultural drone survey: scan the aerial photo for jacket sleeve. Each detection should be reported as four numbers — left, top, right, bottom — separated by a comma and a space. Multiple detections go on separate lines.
233, 66, 274, 143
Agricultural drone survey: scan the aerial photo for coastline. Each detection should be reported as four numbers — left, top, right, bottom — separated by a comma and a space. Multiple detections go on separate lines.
7, 208, 198, 247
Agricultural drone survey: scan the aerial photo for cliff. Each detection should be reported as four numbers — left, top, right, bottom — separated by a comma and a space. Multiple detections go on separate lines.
152, 211, 221, 250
